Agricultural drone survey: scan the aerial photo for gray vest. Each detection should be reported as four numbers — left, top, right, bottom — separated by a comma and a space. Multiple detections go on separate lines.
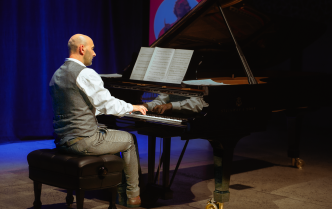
49, 60, 98, 145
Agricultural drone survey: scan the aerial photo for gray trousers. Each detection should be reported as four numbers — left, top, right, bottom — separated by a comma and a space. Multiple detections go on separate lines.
58, 129, 140, 198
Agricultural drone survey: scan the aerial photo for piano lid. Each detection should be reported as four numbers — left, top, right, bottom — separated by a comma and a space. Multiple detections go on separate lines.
150, 0, 326, 71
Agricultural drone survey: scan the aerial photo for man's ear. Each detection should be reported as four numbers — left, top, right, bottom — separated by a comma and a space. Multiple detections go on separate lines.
79, 44, 85, 55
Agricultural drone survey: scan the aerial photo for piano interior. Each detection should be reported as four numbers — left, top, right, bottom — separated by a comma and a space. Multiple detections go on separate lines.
149, 0, 326, 80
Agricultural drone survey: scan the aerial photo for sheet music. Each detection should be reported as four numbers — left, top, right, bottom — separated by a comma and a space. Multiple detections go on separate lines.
165, 49, 194, 84
130, 47, 155, 80
143, 47, 175, 82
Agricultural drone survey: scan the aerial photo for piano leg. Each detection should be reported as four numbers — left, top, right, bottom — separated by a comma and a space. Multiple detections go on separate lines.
148, 137, 173, 199
143, 136, 173, 206
287, 113, 305, 168
162, 138, 171, 188
287, 51, 306, 169
148, 136, 156, 184
141, 136, 159, 206
161, 137, 173, 200
208, 135, 244, 208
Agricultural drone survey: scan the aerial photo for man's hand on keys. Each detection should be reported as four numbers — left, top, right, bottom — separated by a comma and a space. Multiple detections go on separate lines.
132, 105, 148, 115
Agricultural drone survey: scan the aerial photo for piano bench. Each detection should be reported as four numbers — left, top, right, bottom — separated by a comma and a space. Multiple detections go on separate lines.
27, 149, 124, 209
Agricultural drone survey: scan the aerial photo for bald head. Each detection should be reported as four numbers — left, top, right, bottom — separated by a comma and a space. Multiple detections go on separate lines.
67, 34, 96, 66
68, 34, 89, 54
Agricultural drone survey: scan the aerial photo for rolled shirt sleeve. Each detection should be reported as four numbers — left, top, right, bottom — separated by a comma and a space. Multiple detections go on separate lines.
76, 68, 133, 116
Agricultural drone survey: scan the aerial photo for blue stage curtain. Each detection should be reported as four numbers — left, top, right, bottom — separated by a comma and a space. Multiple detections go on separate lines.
0, 0, 144, 143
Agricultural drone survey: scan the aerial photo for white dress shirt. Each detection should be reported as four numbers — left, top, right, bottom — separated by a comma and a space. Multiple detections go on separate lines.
66, 58, 133, 117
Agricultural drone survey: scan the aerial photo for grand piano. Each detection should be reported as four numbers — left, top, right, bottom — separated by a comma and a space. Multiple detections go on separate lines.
98, 0, 332, 208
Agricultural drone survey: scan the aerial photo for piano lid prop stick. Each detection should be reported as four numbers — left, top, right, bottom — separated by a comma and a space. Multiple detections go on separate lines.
217, 2, 257, 85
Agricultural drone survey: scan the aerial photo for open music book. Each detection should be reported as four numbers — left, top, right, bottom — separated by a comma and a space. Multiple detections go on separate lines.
130, 47, 194, 84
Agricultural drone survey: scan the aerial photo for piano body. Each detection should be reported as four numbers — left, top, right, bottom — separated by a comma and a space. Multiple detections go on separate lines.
99, 0, 332, 208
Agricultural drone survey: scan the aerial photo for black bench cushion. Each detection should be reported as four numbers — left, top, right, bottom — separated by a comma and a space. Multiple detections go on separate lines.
27, 149, 124, 190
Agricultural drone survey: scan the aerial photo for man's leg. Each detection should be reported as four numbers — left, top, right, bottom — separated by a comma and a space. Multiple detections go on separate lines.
62, 129, 140, 199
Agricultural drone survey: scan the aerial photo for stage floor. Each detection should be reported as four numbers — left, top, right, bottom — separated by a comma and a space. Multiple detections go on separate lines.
0, 109, 332, 209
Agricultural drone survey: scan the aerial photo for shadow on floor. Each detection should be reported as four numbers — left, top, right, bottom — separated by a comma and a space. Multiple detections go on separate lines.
36, 156, 278, 208
27, 203, 69, 209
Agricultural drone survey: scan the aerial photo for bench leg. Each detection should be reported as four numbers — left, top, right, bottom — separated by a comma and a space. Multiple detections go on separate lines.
117, 182, 127, 206
33, 181, 42, 209
66, 189, 74, 208
76, 189, 85, 209
108, 187, 118, 209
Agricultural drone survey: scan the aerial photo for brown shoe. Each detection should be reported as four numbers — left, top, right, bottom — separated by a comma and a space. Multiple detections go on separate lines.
127, 195, 141, 208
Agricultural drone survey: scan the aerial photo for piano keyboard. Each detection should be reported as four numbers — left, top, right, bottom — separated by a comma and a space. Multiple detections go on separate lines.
123, 112, 187, 127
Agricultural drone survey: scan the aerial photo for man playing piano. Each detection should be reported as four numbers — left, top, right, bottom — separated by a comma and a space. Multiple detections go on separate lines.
49, 34, 147, 207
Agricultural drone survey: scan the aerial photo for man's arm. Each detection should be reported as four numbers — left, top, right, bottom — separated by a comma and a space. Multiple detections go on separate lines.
77, 68, 147, 116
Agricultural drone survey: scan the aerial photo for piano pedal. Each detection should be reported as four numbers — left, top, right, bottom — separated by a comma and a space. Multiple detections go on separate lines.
291, 158, 305, 169
205, 198, 224, 209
